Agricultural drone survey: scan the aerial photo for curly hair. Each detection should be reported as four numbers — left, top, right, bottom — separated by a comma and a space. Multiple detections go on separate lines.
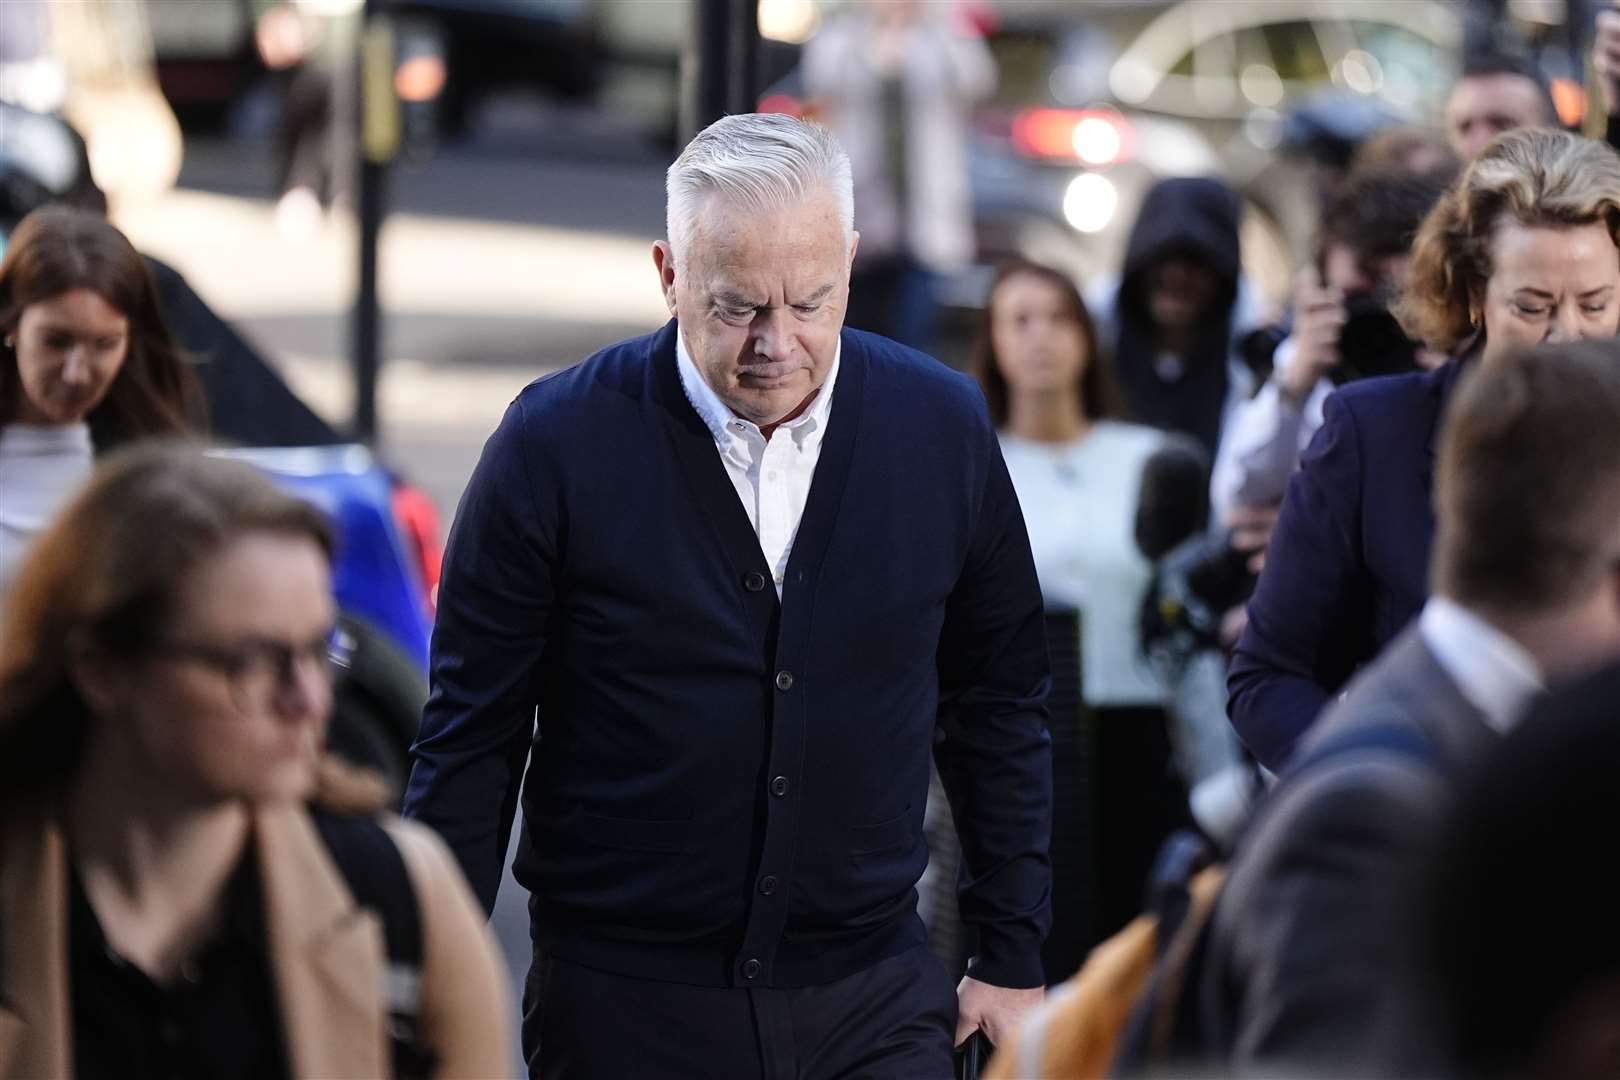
1396, 129, 1620, 354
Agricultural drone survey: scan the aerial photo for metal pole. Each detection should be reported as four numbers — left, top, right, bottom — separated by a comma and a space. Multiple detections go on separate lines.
690, 0, 730, 138
687, 0, 760, 140
354, 157, 383, 444
727, 0, 759, 117
355, 0, 398, 444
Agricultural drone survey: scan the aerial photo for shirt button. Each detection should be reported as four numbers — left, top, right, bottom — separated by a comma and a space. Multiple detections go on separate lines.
775, 670, 794, 691
741, 958, 762, 980
759, 874, 779, 895
743, 571, 766, 592
767, 470, 779, 481
770, 775, 789, 797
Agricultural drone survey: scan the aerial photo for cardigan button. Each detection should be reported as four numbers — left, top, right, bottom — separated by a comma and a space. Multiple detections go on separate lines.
743, 571, 767, 592
770, 775, 789, 797
759, 874, 779, 895
775, 670, 794, 691
741, 958, 762, 980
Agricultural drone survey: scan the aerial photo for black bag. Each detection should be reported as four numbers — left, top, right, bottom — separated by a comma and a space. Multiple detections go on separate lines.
310, 810, 438, 1080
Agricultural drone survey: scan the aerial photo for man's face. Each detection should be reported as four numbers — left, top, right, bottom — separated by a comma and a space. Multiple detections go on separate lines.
1323, 241, 1411, 295
1147, 255, 1220, 330
1445, 74, 1552, 161
654, 189, 854, 428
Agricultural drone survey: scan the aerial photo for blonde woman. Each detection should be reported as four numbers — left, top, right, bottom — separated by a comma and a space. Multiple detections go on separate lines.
1230, 128, 1620, 769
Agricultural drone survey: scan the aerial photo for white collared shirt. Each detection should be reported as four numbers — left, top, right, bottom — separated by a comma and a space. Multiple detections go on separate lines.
1418, 596, 1545, 734
675, 327, 841, 598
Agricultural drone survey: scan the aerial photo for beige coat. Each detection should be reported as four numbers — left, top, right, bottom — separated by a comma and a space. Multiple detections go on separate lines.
0, 800, 512, 1079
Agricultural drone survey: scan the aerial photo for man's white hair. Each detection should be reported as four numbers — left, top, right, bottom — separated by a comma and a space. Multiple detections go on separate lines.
665, 113, 854, 268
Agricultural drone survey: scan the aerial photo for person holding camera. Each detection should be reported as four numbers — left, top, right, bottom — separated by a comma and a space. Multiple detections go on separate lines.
1228, 128, 1620, 770
1211, 167, 1452, 522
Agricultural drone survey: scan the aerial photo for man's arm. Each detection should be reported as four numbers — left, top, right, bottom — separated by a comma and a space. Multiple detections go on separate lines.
402, 396, 558, 914
1228, 391, 1376, 770
934, 428, 1053, 994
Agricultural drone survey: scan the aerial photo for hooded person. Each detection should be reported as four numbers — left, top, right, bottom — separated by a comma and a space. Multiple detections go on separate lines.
1091, 177, 1251, 458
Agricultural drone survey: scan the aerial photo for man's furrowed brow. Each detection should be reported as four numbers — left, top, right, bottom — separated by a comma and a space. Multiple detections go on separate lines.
713, 289, 760, 308
797, 283, 837, 305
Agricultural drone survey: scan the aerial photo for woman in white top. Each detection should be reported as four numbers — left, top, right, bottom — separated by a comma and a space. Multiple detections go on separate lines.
0, 205, 203, 604
974, 259, 1187, 974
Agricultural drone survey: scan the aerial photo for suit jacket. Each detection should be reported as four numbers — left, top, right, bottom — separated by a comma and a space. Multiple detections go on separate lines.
1202, 627, 1499, 1076
403, 321, 1053, 989
1228, 358, 1474, 770
0, 801, 510, 1079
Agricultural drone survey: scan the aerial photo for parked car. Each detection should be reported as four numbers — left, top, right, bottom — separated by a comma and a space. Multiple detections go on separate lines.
764, 0, 1461, 322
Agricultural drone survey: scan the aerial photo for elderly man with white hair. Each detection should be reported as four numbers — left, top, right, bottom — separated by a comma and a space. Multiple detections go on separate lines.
404, 113, 1053, 1077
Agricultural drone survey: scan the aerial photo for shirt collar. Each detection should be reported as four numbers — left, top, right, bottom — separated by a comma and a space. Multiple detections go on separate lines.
674, 323, 841, 450
1419, 596, 1545, 734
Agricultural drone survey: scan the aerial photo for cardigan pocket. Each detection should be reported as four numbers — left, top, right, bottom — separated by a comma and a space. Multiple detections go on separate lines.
848, 804, 915, 860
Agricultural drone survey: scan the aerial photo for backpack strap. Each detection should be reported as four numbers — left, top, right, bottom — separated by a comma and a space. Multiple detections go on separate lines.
309, 809, 436, 1078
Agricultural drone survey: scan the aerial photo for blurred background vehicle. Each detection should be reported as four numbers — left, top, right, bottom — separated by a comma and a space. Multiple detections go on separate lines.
755, 0, 1464, 354
0, 0, 184, 207
144, 0, 597, 133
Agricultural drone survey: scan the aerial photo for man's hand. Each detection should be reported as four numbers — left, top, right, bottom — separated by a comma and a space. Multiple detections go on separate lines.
1226, 503, 1281, 576
954, 976, 1043, 1048
1278, 268, 1344, 406
1596, 4, 1620, 117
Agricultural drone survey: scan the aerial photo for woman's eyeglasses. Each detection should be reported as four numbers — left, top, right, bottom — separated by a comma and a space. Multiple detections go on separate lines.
149, 626, 356, 714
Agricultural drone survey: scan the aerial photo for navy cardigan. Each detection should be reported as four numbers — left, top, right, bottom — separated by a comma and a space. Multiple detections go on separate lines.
1227, 358, 1472, 769
403, 321, 1053, 989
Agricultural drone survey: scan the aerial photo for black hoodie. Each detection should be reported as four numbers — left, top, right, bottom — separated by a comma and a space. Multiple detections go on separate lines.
1111, 176, 1243, 457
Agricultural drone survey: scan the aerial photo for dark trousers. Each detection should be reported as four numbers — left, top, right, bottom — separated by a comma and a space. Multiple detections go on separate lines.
1094, 705, 1191, 940
522, 944, 958, 1080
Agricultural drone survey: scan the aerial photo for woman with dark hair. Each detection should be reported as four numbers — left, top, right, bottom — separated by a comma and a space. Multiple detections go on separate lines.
0, 205, 205, 599
0, 442, 509, 1077
971, 259, 1181, 974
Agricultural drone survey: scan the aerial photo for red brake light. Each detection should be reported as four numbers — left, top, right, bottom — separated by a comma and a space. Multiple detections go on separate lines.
391, 483, 443, 618
758, 93, 805, 118
1011, 108, 1134, 166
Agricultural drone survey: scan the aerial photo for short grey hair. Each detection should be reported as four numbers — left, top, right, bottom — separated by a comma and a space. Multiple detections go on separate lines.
665, 113, 854, 268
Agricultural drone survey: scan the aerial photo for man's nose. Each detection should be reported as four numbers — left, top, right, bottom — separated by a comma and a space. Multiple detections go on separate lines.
752, 308, 791, 358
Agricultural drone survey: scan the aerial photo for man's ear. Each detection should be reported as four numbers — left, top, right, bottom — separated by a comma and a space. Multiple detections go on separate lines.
652, 241, 680, 317
848, 229, 861, 271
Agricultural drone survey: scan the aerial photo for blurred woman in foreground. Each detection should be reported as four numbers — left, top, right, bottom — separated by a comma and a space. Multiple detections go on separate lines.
0, 443, 508, 1078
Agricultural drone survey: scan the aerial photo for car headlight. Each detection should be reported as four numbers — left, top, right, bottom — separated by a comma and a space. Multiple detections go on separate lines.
1063, 173, 1118, 235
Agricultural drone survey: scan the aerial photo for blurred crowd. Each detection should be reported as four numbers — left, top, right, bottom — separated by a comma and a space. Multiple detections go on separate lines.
6, 0, 1620, 1078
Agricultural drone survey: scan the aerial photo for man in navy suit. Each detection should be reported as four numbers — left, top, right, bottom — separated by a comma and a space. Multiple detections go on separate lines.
403, 113, 1052, 1078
